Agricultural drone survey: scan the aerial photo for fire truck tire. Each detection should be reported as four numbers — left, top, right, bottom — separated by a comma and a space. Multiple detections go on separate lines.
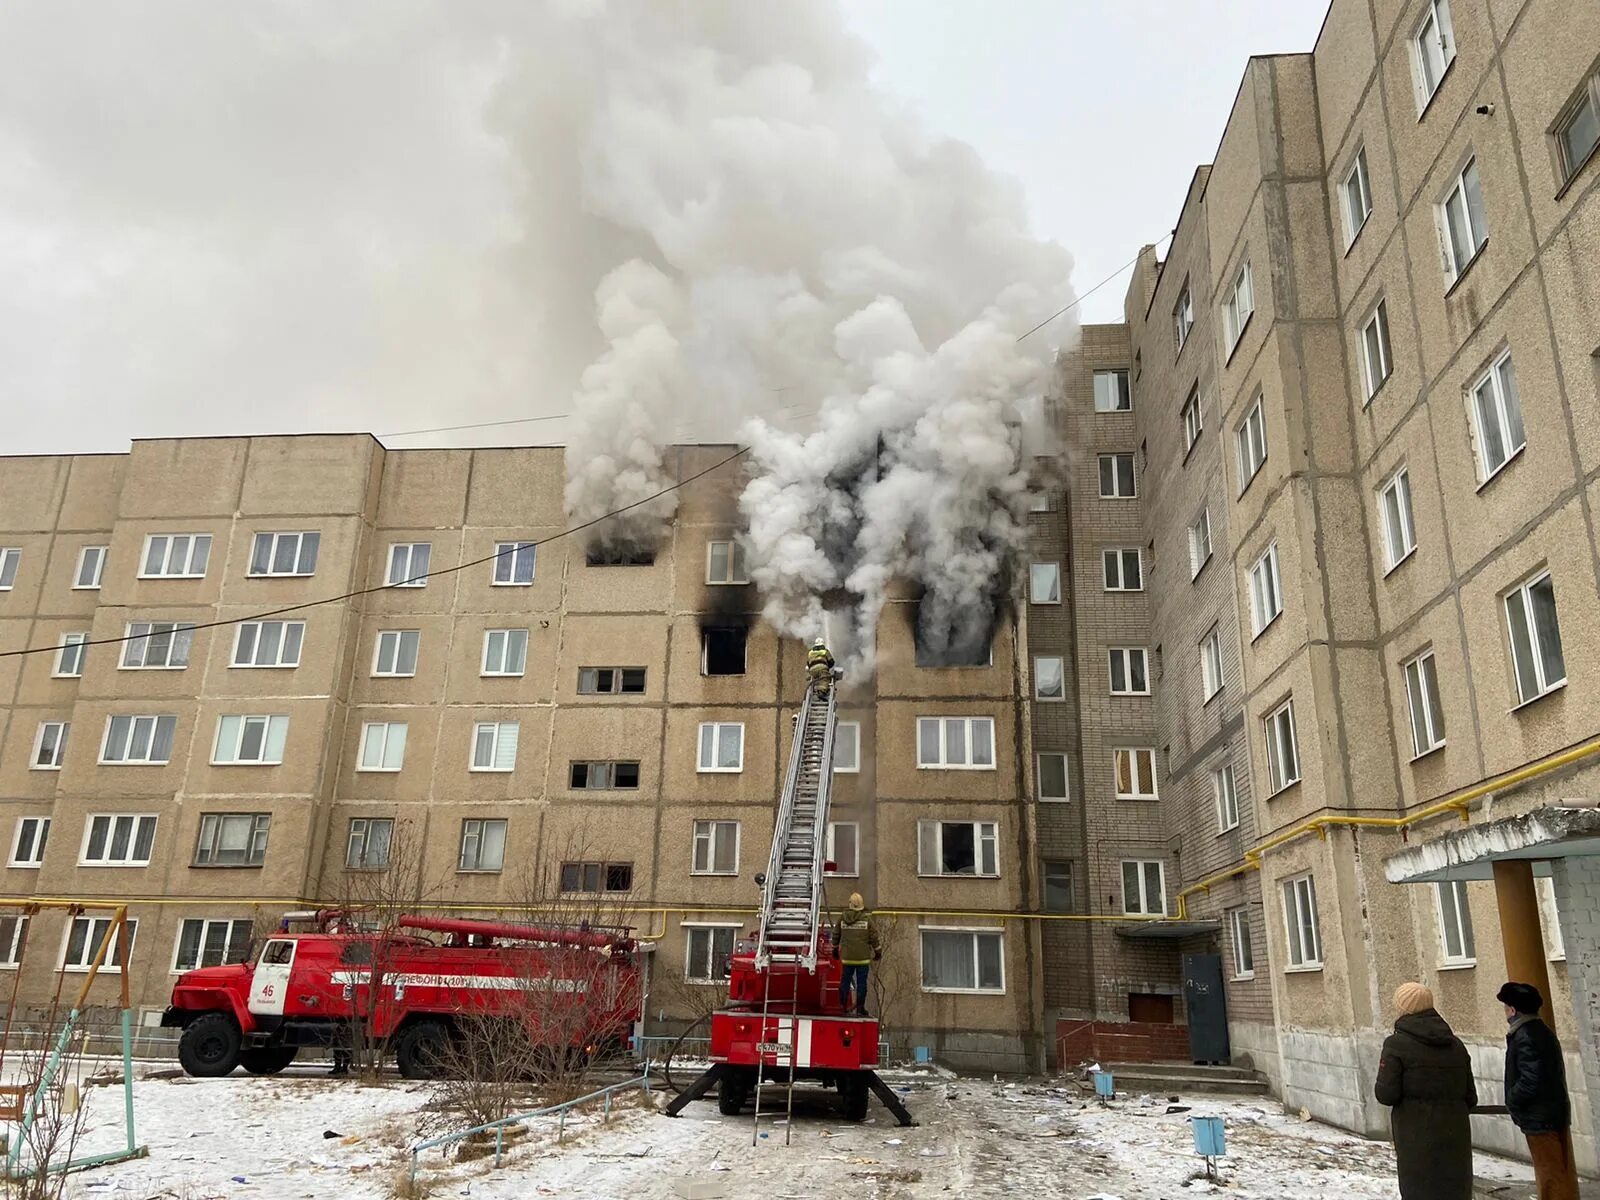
178, 1013, 243, 1077
716, 1072, 749, 1116
395, 1019, 450, 1080
240, 1046, 299, 1075
839, 1074, 869, 1122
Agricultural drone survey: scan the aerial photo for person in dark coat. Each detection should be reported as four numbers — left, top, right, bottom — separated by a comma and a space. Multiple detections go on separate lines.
1497, 982, 1578, 1200
1374, 982, 1478, 1200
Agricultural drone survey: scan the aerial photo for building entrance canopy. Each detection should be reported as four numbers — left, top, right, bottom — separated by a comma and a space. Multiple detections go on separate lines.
1384, 805, 1600, 884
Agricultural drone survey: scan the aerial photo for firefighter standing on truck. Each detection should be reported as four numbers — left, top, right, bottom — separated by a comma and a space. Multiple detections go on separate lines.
833, 893, 880, 1017
807, 637, 836, 693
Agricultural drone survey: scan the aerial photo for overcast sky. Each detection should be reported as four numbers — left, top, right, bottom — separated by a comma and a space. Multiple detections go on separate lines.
0, 1, 1327, 457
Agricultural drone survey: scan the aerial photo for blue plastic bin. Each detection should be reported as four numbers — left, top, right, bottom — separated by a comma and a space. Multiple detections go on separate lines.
1092, 1071, 1115, 1099
1191, 1116, 1226, 1157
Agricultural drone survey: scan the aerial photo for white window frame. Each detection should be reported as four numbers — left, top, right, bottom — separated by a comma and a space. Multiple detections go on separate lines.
919, 927, 1006, 995
1468, 349, 1526, 483
138, 533, 212, 579
690, 820, 740, 876
193, 813, 272, 867
1401, 649, 1446, 761
1098, 452, 1137, 499
1554, 71, 1600, 183
0, 547, 19, 590
1342, 146, 1373, 246
1360, 299, 1393, 402
211, 715, 289, 766
1037, 752, 1069, 803
1411, 0, 1457, 112
1028, 562, 1061, 605
358, 722, 408, 773
1504, 571, 1566, 705
481, 629, 529, 677
248, 531, 320, 578
54, 633, 89, 679
120, 622, 194, 670
99, 714, 176, 765
683, 923, 741, 983
824, 821, 859, 877
1200, 628, 1224, 701
231, 620, 305, 669
705, 540, 749, 585
172, 918, 254, 973
1182, 387, 1203, 454
1103, 548, 1143, 592
697, 722, 745, 773
1035, 655, 1066, 701
1436, 878, 1477, 965
915, 716, 997, 770
1189, 509, 1212, 578
471, 721, 521, 773
577, 666, 647, 695
1174, 285, 1194, 351
372, 629, 420, 678
74, 546, 107, 590
386, 542, 431, 588
1121, 860, 1167, 916
1093, 369, 1132, 413
1224, 260, 1254, 354
1114, 747, 1159, 800
1107, 647, 1150, 697
32, 721, 69, 770
1378, 466, 1418, 572
1282, 873, 1323, 970
1439, 158, 1487, 283
79, 814, 158, 867
0, 917, 29, 968
1264, 699, 1301, 795
9, 817, 50, 868
916, 820, 1000, 878
1249, 543, 1283, 637
1235, 396, 1267, 490
1213, 763, 1240, 833
832, 721, 861, 773
458, 818, 508, 873
1228, 907, 1255, 979
491, 541, 536, 586
345, 818, 394, 870
61, 916, 137, 973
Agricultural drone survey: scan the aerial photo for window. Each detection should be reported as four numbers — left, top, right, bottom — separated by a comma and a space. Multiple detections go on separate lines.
1201, 629, 1224, 701
685, 925, 739, 983
0, 916, 29, 967
32, 722, 69, 769
249, 531, 320, 577
63, 917, 136, 972
560, 862, 634, 894
833, 722, 861, 773
1043, 860, 1074, 913
921, 929, 1005, 993
825, 822, 859, 877
1342, 146, 1373, 245
212, 715, 289, 766
1360, 300, 1393, 401
1114, 748, 1158, 799
1555, 71, 1600, 182
1439, 158, 1488, 282
358, 722, 408, 772
140, 534, 211, 579
1093, 369, 1132, 412
1505, 571, 1566, 704
492, 541, 537, 585
9, 817, 50, 868
701, 627, 747, 676
386, 542, 431, 587
587, 545, 655, 566
1379, 467, 1417, 570
458, 819, 508, 872
1412, 0, 1457, 109
1108, 648, 1149, 696
1235, 396, 1267, 489
1028, 491, 1051, 513
372, 630, 420, 677
1224, 260, 1254, 353
1282, 874, 1322, 969
1436, 879, 1476, 964
1103, 548, 1142, 591
481, 629, 529, 677
173, 919, 253, 972
1228, 907, 1255, 978
1469, 350, 1526, 481
0, 548, 19, 590
1173, 286, 1194, 351
100, 714, 176, 764
346, 818, 393, 869
691, 820, 739, 875
917, 820, 999, 877
569, 760, 641, 789
915, 716, 996, 769
578, 666, 647, 694
54, 633, 88, 679
194, 813, 271, 866
1264, 699, 1301, 794
1249, 543, 1283, 636
1098, 453, 1136, 498
1188, 510, 1212, 578
1182, 387, 1202, 454
1035, 655, 1066, 701
1029, 562, 1061, 604
1121, 860, 1166, 916
121, 622, 194, 670
74, 546, 107, 590
80, 815, 158, 867
706, 541, 749, 585
697, 723, 744, 772
471, 722, 520, 772
232, 621, 304, 668
1037, 752, 1069, 802
1213, 764, 1240, 833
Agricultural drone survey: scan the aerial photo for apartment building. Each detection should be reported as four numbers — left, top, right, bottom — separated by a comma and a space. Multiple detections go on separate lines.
1038, 0, 1600, 1170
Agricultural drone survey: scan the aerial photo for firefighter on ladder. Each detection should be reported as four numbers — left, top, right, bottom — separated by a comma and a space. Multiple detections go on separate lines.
806, 637, 836, 694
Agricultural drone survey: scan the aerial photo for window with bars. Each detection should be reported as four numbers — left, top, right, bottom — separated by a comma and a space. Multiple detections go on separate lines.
80, 814, 158, 867
121, 622, 195, 669
249, 531, 320, 577
173, 919, 253, 972
232, 621, 304, 668
194, 813, 271, 866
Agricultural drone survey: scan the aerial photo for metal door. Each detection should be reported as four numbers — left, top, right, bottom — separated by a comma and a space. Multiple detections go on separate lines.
248, 939, 297, 1017
1182, 952, 1230, 1065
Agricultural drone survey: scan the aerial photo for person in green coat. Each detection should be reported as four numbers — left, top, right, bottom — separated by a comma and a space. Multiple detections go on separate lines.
832, 893, 880, 1016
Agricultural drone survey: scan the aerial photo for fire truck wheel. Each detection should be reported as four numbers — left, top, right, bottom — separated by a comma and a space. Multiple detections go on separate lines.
395, 1019, 450, 1080
239, 1046, 299, 1075
716, 1072, 749, 1116
838, 1074, 869, 1122
178, 1013, 243, 1077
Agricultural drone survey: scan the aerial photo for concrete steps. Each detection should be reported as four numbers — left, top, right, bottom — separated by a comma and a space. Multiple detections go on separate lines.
1100, 1062, 1272, 1098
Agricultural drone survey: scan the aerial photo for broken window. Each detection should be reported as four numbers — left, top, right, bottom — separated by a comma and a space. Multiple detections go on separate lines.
559, 861, 634, 893
912, 606, 993, 668
916, 820, 999, 877
568, 761, 641, 790
701, 626, 747, 676
586, 545, 655, 566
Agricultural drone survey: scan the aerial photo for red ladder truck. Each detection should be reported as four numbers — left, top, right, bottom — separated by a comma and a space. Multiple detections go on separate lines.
665, 678, 914, 1127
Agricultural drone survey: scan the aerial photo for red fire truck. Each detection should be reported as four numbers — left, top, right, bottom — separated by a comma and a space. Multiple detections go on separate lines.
162, 911, 643, 1079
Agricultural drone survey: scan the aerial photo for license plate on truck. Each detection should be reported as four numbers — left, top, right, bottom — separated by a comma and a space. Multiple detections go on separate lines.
756, 1042, 788, 1055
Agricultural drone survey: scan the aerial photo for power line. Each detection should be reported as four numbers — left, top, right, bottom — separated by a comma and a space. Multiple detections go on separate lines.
0, 446, 750, 663
378, 412, 571, 439
1015, 235, 1174, 343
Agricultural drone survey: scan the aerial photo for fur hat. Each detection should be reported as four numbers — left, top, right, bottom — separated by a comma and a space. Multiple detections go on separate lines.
1394, 982, 1434, 1016
1497, 982, 1543, 1014
848, 893, 865, 911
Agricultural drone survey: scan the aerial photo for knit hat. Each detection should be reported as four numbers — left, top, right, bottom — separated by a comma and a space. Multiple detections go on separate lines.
848, 893, 865, 911
1496, 982, 1543, 1014
1394, 982, 1434, 1016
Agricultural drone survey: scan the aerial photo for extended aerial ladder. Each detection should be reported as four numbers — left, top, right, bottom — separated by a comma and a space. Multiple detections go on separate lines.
665, 672, 913, 1129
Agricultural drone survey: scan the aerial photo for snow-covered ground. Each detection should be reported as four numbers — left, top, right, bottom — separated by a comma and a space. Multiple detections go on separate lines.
39, 1065, 1538, 1199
